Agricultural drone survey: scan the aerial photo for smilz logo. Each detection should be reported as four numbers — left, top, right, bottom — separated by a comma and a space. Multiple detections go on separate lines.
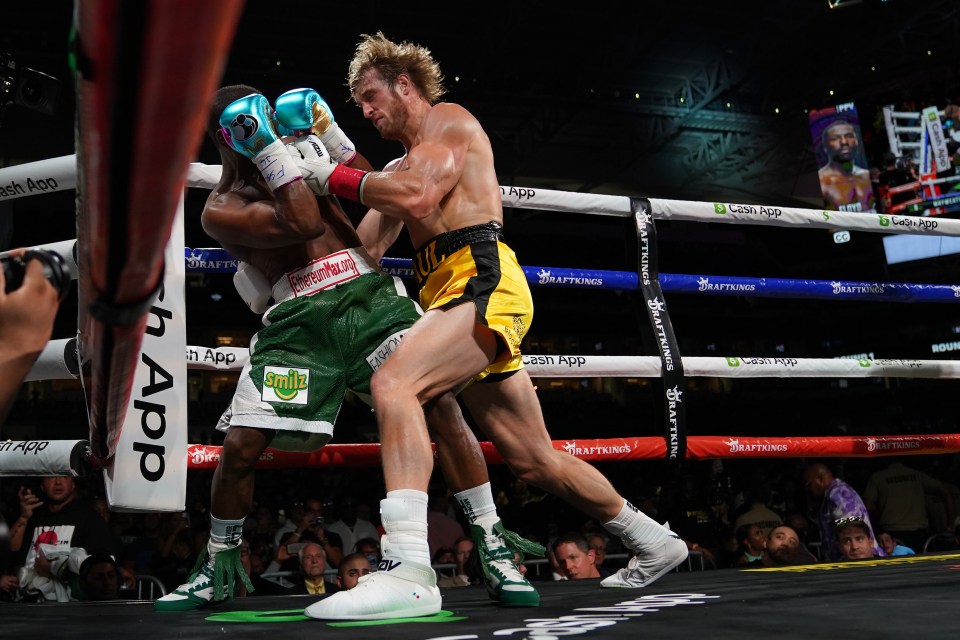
262, 366, 310, 404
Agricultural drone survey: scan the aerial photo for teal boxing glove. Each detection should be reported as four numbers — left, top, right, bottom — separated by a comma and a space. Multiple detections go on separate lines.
274, 88, 358, 165
219, 93, 302, 191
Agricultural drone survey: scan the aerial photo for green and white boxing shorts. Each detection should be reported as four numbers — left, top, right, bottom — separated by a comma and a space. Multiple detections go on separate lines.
217, 248, 421, 452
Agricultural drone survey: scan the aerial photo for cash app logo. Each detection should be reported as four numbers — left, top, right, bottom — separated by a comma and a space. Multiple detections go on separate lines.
714, 203, 727, 215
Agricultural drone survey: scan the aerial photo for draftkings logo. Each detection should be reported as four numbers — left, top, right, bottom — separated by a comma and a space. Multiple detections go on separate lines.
262, 366, 310, 404
536, 269, 603, 287
865, 437, 921, 452
724, 438, 788, 454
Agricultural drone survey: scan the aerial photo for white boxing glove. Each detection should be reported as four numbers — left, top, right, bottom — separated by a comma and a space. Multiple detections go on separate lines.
319, 121, 358, 166
233, 261, 273, 314
286, 134, 369, 203
286, 135, 336, 196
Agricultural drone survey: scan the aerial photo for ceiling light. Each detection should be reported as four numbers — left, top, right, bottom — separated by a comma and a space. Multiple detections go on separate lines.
827, 0, 862, 8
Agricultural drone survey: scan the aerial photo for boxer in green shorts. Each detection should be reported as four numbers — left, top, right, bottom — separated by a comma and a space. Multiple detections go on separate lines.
223, 247, 418, 453
157, 85, 541, 612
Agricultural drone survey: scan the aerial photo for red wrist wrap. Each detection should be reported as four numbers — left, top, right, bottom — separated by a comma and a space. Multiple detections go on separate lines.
328, 163, 367, 202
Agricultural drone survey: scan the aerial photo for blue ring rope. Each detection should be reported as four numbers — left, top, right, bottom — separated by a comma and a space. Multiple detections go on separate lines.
184, 248, 960, 303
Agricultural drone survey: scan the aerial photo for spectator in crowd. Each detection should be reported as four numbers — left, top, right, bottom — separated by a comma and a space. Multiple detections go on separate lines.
354, 500, 379, 534
10, 476, 118, 602
864, 459, 957, 552
427, 486, 466, 558
662, 474, 722, 568
125, 511, 168, 579
354, 537, 381, 568
836, 517, 880, 561
733, 480, 783, 539
551, 533, 601, 580
745, 525, 816, 568
325, 495, 379, 556
76, 553, 121, 601
273, 500, 307, 550
154, 513, 200, 592
586, 532, 617, 578
926, 477, 960, 535
244, 504, 278, 563
279, 502, 343, 568
0, 512, 19, 601
437, 536, 477, 588
263, 541, 337, 595
336, 552, 373, 591
803, 462, 883, 562
732, 523, 766, 566
432, 546, 457, 582
266, 531, 304, 575
877, 531, 915, 557
707, 492, 738, 567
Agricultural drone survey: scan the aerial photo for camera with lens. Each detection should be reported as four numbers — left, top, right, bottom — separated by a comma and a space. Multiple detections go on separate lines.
310, 516, 324, 527
1, 249, 70, 300
1, 53, 61, 117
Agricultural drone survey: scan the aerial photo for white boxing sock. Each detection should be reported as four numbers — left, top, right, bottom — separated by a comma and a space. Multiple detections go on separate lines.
454, 482, 499, 533
210, 515, 245, 546
380, 489, 431, 566
603, 500, 668, 551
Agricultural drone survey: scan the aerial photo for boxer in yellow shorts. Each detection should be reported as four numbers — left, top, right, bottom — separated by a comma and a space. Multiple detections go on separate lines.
308, 33, 686, 621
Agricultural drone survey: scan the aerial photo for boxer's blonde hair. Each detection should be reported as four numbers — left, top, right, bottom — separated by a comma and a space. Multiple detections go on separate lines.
348, 32, 446, 105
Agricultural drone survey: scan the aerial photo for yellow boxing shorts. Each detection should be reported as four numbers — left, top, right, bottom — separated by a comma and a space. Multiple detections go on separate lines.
412, 221, 532, 381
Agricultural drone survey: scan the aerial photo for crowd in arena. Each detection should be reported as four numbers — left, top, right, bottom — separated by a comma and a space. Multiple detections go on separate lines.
2, 450, 956, 603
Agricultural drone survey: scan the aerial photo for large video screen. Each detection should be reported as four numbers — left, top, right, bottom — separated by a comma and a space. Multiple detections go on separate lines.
808, 103, 877, 213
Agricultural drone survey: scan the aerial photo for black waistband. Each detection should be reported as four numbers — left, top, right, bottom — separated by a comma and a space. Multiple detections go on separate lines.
415, 221, 504, 258
412, 221, 504, 286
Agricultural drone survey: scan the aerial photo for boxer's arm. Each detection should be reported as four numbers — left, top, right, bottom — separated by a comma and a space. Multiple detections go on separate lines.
347, 104, 469, 221
356, 156, 407, 260
201, 189, 325, 249
357, 208, 404, 263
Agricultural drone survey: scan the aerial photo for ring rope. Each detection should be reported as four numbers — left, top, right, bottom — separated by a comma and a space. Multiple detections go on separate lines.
4, 156, 960, 236
28, 338, 960, 380
184, 247, 960, 303
185, 432, 960, 470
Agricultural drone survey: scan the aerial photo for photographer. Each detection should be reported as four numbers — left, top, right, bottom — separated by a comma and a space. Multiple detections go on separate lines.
280, 508, 343, 569
0, 248, 61, 425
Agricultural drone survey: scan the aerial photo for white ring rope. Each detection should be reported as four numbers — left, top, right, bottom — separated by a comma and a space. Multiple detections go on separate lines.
27, 339, 960, 380
4, 155, 960, 236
